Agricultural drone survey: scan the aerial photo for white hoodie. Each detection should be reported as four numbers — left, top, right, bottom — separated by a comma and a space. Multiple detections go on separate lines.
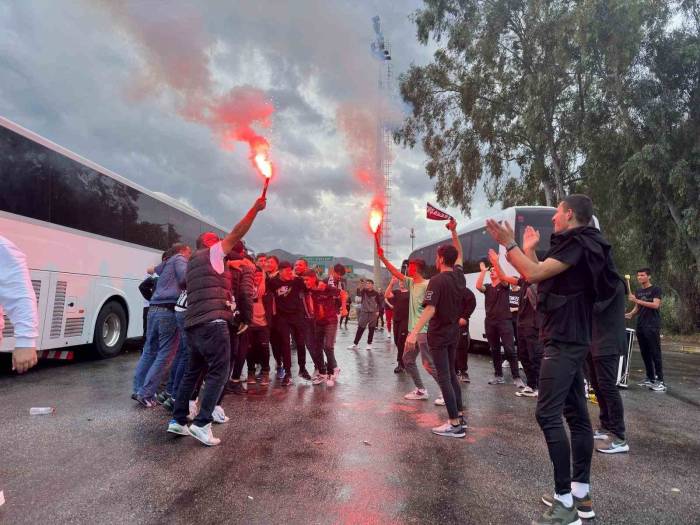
0, 235, 39, 348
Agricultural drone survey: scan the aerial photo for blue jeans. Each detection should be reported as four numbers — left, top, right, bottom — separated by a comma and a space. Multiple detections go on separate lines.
166, 311, 189, 399
133, 307, 180, 399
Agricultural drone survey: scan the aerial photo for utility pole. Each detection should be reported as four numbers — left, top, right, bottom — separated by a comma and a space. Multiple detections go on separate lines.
410, 227, 415, 252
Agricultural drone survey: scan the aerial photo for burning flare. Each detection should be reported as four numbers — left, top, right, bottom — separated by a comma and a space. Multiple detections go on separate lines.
254, 152, 272, 179
369, 208, 383, 234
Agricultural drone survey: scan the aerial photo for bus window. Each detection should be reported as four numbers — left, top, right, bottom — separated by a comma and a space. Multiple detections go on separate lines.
124, 192, 170, 250
51, 159, 127, 241
515, 209, 555, 260
0, 128, 52, 223
467, 227, 499, 271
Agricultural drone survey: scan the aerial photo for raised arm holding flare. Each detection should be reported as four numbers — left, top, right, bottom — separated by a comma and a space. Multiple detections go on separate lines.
222, 197, 267, 254
376, 236, 406, 281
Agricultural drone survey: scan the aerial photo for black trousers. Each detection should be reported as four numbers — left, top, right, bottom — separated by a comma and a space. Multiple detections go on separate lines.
338, 314, 349, 328
455, 331, 470, 373
142, 306, 149, 341
173, 322, 230, 427
586, 352, 626, 439
270, 316, 282, 367
486, 319, 519, 379
429, 340, 463, 420
636, 325, 663, 381
393, 319, 408, 365
517, 325, 543, 389
246, 326, 271, 373
536, 340, 593, 495
231, 330, 250, 380
274, 314, 307, 374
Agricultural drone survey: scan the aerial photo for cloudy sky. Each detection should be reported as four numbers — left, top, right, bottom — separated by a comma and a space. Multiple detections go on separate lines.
1, 0, 491, 264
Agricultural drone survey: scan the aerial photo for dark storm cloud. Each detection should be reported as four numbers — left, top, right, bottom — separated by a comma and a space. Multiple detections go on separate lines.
0, 0, 487, 263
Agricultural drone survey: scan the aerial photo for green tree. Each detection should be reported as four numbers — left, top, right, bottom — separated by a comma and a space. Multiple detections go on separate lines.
396, 0, 663, 210
585, 2, 699, 331
398, 0, 699, 331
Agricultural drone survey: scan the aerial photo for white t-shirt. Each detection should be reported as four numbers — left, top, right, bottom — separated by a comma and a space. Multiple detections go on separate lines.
209, 241, 226, 274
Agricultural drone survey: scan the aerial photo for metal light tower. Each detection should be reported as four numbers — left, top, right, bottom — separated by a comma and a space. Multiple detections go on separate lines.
371, 15, 394, 288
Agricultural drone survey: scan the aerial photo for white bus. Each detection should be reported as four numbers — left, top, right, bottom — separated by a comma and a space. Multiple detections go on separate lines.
0, 117, 226, 359
403, 206, 598, 345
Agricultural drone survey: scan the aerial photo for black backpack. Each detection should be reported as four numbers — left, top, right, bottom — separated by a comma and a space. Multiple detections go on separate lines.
138, 276, 157, 301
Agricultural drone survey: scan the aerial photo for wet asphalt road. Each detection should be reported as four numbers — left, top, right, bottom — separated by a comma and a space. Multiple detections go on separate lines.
1, 324, 699, 525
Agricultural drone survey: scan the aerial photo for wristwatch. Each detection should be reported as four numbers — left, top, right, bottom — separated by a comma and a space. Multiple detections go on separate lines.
505, 240, 518, 252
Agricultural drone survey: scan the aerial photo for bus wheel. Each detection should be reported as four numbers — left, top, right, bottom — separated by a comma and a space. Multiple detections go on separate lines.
93, 301, 127, 358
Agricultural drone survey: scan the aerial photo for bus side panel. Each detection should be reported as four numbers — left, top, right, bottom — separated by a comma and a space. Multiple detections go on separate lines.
0, 270, 50, 352
465, 272, 487, 343
38, 273, 93, 350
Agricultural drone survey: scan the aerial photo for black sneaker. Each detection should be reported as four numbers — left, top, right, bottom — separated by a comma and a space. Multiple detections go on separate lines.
136, 395, 156, 408
131, 393, 138, 401
156, 391, 170, 405
224, 381, 246, 395
299, 369, 312, 381
542, 492, 594, 519
281, 376, 293, 387
393, 365, 404, 374
162, 397, 174, 412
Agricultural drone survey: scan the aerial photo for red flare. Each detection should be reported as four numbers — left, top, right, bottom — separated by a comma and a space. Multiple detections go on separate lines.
369, 208, 383, 234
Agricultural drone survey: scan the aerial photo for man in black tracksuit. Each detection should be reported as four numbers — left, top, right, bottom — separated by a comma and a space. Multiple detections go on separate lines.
488, 250, 542, 397
589, 278, 629, 454
267, 261, 310, 384
386, 278, 410, 373
476, 261, 523, 387
487, 194, 619, 525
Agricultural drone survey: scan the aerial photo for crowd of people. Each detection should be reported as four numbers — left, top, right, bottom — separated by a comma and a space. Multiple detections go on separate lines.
0, 187, 645, 523
122, 192, 670, 525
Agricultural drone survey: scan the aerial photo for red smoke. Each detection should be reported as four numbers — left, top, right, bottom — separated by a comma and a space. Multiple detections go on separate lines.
104, 3, 275, 181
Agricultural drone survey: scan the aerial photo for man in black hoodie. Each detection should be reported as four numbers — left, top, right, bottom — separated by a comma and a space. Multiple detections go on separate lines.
487, 194, 617, 525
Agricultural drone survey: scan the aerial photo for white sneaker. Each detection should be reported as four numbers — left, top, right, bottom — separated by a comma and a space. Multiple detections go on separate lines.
515, 386, 534, 397
513, 378, 526, 389
167, 419, 191, 436
365, 344, 372, 351
404, 388, 429, 400
189, 423, 221, 446
187, 400, 198, 421
347, 344, 358, 350
212, 405, 229, 424
326, 367, 340, 387
312, 373, 327, 385
434, 396, 445, 406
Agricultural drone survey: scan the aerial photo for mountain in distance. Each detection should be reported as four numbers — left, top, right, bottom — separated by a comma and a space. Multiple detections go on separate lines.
264, 248, 391, 281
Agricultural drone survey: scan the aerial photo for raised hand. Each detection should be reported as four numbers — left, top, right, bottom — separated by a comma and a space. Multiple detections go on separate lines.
479, 261, 487, 272
488, 248, 499, 268
254, 197, 267, 212
485, 219, 515, 246
523, 225, 540, 252
446, 218, 457, 231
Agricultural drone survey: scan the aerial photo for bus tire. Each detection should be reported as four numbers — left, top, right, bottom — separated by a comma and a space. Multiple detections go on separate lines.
93, 301, 127, 358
